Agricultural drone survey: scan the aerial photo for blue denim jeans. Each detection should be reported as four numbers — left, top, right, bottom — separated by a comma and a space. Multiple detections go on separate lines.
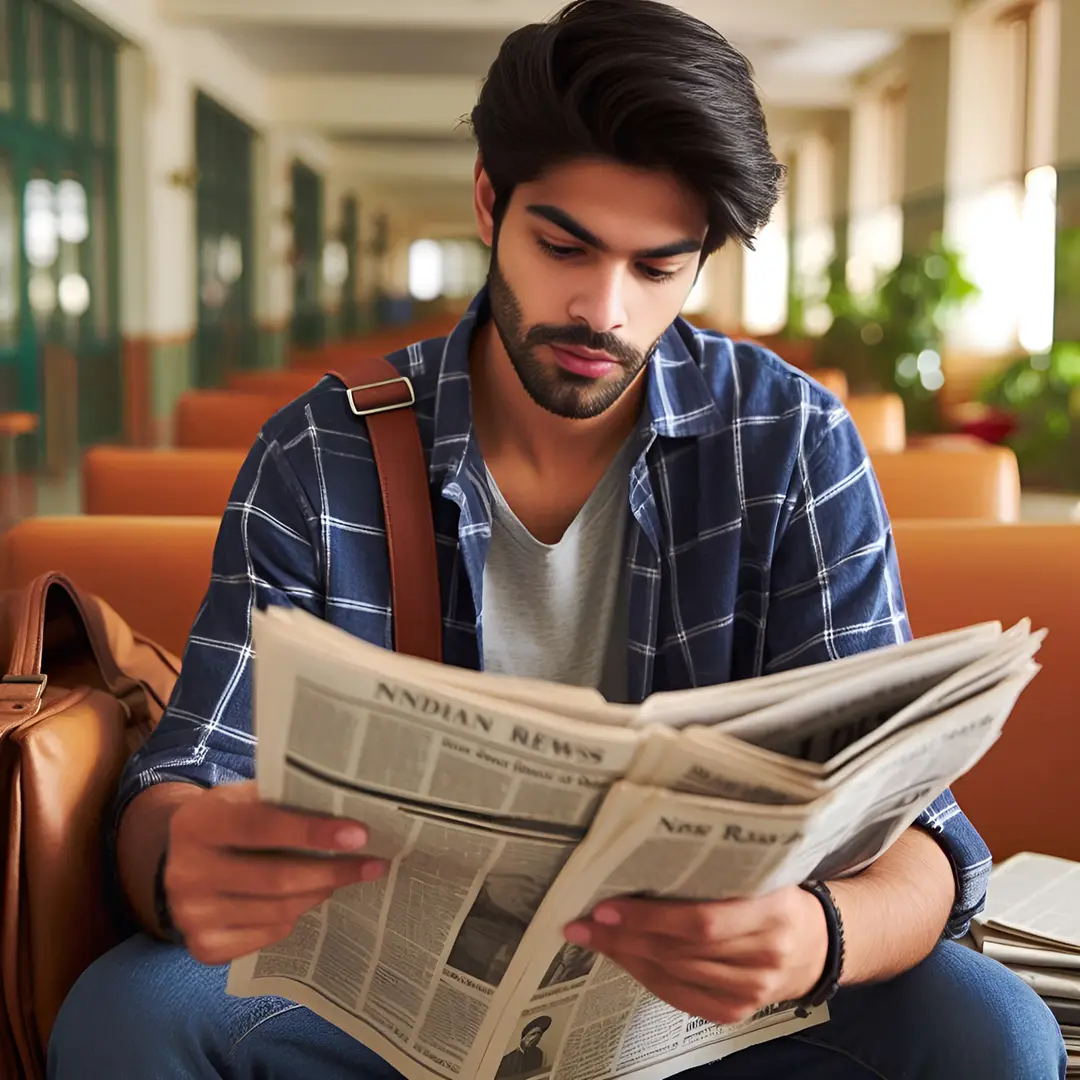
48, 933, 1065, 1079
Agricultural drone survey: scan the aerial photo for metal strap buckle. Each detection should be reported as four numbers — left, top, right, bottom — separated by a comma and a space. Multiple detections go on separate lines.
0, 673, 48, 707
347, 376, 416, 418
1, 674, 48, 690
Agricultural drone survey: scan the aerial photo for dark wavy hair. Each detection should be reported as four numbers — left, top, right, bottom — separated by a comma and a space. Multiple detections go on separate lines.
469, 0, 785, 255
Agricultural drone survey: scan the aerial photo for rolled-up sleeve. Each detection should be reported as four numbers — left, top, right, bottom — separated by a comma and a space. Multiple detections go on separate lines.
111, 433, 324, 830
764, 396, 991, 937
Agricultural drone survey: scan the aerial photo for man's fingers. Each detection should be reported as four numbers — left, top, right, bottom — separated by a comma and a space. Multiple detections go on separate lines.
585, 896, 774, 944
573, 925, 795, 967
178, 782, 370, 855
168, 849, 386, 901
616, 952, 788, 1002
185, 924, 298, 968
613, 956, 764, 1027
173, 889, 336, 932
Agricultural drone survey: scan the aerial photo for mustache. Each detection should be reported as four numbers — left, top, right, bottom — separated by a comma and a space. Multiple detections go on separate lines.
524, 324, 643, 366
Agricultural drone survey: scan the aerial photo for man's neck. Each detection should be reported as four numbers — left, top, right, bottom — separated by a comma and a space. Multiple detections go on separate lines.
469, 320, 645, 478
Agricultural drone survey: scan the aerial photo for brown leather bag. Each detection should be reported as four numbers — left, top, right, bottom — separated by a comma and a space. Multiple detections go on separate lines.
0, 573, 182, 1078
0, 354, 441, 1078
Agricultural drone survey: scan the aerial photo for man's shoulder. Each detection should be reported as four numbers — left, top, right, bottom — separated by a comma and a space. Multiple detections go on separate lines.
256, 374, 359, 453
684, 322, 845, 421
256, 332, 453, 452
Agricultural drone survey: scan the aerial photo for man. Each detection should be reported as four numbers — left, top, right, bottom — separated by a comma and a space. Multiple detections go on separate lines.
496, 1017, 552, 1079
49, 1, 1064, 1077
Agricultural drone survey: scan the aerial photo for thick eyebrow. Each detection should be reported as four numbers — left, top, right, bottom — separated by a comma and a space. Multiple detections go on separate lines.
526, 204, 702, 261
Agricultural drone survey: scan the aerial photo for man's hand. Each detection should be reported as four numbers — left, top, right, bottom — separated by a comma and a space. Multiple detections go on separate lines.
563, 887, 827, 1025
164, 781, 387, 966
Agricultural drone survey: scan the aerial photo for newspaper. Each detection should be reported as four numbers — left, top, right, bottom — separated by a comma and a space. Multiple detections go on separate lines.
227, 606, 1044, 1080
976, 852, 1080, 952
969, 853, 1080, 1073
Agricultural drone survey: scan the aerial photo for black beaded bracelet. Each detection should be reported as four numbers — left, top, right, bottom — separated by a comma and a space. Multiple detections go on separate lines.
795, 881, 845, 1017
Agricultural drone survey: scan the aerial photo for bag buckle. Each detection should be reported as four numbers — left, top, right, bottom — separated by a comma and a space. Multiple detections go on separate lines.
2, 674, 47, 691
0, 674, 48, 711
347, 376, 416, 418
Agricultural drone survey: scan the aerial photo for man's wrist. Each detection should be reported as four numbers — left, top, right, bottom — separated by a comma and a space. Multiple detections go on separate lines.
153, 843, 186, 946
795, 881, 845, 1015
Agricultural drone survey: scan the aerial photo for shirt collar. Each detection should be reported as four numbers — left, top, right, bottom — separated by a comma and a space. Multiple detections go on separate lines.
426, 286, 728, 490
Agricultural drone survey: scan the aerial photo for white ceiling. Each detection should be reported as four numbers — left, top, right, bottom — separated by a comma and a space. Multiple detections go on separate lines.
162, 0, 958, 35
158, 0, 946, 202
214, 23, 901, 83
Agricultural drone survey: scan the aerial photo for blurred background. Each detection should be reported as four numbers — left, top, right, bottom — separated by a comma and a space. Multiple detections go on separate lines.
0, 0, 1078, 520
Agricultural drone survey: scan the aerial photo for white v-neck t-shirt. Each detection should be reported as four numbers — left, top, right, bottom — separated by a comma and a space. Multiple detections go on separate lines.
480, 442, 635, 704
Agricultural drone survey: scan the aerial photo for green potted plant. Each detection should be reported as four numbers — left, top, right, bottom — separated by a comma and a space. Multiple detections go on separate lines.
801, 235, 979, 432
978, 343, 1080, 491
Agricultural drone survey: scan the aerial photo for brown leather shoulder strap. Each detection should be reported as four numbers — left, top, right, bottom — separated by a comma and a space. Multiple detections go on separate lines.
327, 356, 443, 664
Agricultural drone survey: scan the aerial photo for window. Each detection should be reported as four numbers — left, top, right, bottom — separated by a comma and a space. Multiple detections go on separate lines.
196, 93, 254, 380
847, 82, 905, 297
408, 239, 443, 302
1018, 165, 1057, 355
743, 197, 790, 336
26, 1, 46, 125
0, 0, 119, 426
946, 182, 1026, 353
290, 159, 322, 348
681, 265, 710, 315
90, 159, 111, 336
406, 238, 487, 302
59, 21, 77, 136
89, 42, 108, 146
847, 206, 903, 298
942, 3, 1055, 356
0, 154, 16, 347
0, 0, 12, 113
880, 85, 906, 209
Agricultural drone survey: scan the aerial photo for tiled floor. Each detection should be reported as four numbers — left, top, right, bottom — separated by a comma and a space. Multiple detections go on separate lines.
1019, 491, 1080, 522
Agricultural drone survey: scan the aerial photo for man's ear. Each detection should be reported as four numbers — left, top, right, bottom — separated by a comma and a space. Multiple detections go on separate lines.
474, 156, 497, 249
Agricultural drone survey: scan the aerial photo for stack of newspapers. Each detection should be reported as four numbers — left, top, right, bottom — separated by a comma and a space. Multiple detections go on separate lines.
970, 853, 1080, 1075
227, 607, 1044, 1080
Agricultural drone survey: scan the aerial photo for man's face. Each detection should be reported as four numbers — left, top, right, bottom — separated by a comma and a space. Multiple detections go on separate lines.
521, 1027, 544, 1050
478, 158, 708, 420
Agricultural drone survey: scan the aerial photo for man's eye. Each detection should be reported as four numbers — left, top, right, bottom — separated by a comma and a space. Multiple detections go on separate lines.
639, 264, 677, 283
538, 239, 581, 260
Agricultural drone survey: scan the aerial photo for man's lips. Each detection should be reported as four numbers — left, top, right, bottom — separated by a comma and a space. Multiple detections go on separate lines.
549, 344, 620, 379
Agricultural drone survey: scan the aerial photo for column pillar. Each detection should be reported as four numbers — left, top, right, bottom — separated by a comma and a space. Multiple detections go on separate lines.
253, 130, 295, 368
117, 45, 196, 446
901, 35, 952, 253
1053, 0, 1080, 341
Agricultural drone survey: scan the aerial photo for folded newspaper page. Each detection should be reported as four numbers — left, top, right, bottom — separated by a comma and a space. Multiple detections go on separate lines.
975, 853, 1080, 954
227, 606, 1044, 1080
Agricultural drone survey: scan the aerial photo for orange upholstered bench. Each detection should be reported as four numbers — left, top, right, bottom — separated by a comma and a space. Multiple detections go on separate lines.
82, 447, 246, 518
893, 520, 1080, 863
0, 516, 219, 657
873, 446, 1021, 521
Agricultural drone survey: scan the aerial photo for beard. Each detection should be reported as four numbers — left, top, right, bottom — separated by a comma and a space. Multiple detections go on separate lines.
486, 257, 658, 420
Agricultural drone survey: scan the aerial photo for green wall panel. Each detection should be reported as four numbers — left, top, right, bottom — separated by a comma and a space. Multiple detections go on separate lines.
150, 337, 192, 429
255, 325, 288, 370
0, 0, 118, 435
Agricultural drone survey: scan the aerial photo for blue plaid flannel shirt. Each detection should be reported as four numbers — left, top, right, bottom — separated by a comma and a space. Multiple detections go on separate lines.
114, 287, 990, 937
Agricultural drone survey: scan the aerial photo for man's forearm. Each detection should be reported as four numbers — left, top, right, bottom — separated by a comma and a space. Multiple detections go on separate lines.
827, 825, 957, 986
